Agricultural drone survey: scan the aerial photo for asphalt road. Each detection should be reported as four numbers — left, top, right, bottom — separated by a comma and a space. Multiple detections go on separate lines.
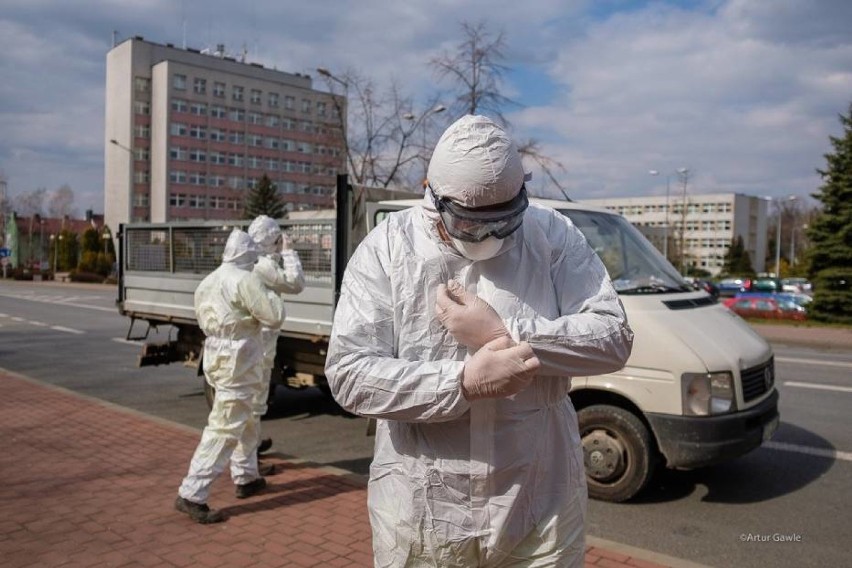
1, 280, 849, 567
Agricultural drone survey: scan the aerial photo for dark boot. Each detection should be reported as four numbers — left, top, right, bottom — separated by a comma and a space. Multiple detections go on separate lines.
174, 496, 225, 524
257, 438, 273, 455
235, 477, 267, 499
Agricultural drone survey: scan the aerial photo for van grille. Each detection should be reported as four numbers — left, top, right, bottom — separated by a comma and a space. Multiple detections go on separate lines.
741, 357, 774, 402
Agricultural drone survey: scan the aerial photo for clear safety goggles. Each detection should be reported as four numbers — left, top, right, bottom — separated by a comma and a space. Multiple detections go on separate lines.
430, 185, 529, 242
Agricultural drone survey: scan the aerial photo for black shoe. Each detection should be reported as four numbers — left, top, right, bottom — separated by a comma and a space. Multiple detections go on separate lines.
257, 438, 273, 455
235, 477, 267, 499
174, 496, 225, 524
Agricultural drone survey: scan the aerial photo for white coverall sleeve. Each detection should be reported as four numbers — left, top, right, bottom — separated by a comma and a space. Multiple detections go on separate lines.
505, 212, 634, 377
254, 252, 305, 294
325, 229, 470, 423
237, 272, 287, 330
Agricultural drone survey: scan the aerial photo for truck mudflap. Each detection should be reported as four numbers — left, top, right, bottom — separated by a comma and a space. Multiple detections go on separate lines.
646, 389, 779, 470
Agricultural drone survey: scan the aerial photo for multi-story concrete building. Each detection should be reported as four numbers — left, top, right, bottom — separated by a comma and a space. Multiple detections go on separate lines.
583, 193, 768, 276
104, 36, 346, 232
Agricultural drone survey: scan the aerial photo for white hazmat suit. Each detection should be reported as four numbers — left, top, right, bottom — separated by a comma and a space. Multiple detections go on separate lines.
178, 228, 286, 505
326, 115, 633, 567
247, 215, 305, 433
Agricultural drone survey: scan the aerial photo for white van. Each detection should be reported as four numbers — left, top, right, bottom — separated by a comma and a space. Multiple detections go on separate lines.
369, 197, 779, 502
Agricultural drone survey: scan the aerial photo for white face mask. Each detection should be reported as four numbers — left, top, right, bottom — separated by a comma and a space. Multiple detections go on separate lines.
451, 236, 504, 261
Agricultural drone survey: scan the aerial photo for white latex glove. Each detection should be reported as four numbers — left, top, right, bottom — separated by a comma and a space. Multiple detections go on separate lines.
436, 279, 511, 351
461, 336, 540, 400
279, 233, 292, 252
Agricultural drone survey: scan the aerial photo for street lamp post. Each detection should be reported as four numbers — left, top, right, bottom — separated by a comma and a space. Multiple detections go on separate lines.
649, 167, 688, 267
50, 234, 63, 274
765, 195, 797, 277
404, 104, 446, 182
110, 139, 133, 225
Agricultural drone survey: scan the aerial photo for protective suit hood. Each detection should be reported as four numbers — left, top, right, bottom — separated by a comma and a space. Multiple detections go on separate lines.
248, 215, 281, 254
222, 229, 257, 268
427, 114, 526, 208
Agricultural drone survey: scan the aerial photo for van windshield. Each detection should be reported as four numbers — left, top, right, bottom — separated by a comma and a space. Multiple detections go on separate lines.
558, 209, 691, 294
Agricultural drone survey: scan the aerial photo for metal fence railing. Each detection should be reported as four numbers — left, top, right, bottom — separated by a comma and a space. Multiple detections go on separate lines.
124, 220, 335, 285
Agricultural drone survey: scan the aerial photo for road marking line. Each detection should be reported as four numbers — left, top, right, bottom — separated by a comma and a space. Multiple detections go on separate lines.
0, 313, 7, 317
0, 292, 114, 313
28, 321, 48, 327
50, 325, 84, 335
783, 381, 852, 393
764, 441, 852, 462
776, 356, 852, 369
11, 316, 24, 322
111, 337, 143, 346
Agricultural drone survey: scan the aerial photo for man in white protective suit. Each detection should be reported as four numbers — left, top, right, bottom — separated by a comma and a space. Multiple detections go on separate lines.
175, 228, 286, 524
247, 215, 305, 459
325, 115, 634, 567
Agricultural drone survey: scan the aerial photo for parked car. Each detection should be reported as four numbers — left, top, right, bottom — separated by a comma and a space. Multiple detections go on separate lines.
751, 277, 783, 294
723, 296, 807, 321
734, 291, 812, 308
717, 277, 752, 298
782, 277, 813, 294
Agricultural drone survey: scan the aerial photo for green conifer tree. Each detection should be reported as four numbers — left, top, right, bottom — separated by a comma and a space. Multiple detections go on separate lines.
722, 236, 755, 276
244, 174, 285, 219
806, 103, 852, 323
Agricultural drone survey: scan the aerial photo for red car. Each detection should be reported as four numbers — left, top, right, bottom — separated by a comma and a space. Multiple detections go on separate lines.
722, 297, 807, 321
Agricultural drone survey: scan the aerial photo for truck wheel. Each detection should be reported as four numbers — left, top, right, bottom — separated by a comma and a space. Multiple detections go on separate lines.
578, 405, 655, 502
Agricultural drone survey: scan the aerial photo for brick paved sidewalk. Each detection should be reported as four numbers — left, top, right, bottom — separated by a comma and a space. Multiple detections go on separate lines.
0, 371, 687, 568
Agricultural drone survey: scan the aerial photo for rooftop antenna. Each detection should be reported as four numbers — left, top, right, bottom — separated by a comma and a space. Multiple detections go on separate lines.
240, 43, 247, 63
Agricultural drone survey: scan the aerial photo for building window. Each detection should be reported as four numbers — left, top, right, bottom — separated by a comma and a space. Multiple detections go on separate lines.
134, 101, 150, 115
266, 114, 280, 128
248, 112, 264, 125
209, 128, 226, 142
188, 172, 206, 186
264, 137, 280, 150
189, 125, 207, 139
132, 192, 149, 207
250, 89, 262, 105
284, 95, 294, 110
228, 154, 244, 167
169, 147, 188, 161
232, 85, 244, 102
171, 99, 188, 113
188, 195, 206, 208
269, 93, 279, 108
169, 171, 187, 184
246, 177, 259, 190
189, 149, 206, 162
316, 101, 327, 117
301, 99, 311, 113
229, 109, 245, 122
134, 77, 151, 93
213, 82, 226, 98
208, 176, 225, 188
169, 193, 186, 207
173, 74, 187, 90
190, 102, 207, 116
209, 151, 226, 165
134, 125, 150, 138
133, 171, 150, 184
266, 158, 278, 171
248, 134, 263, 147
228, 132, 245, 145
228, 176, 243, 189
247, 156, 263, 169
133, 148, 150, 161
193, 78, 206, 95
210, 105, 227, 119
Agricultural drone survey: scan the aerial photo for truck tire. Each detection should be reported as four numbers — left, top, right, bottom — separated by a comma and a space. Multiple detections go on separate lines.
578, 404, 655, 502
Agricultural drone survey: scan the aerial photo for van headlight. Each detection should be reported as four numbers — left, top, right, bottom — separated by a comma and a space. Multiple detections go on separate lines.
682, 372, 736, 415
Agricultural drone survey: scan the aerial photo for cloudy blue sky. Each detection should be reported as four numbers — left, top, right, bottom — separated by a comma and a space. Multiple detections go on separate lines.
1, 0, 850, 212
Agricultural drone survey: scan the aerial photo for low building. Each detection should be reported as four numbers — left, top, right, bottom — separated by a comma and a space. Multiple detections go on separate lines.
2, 211, 108, 272
582, 193, 768, 276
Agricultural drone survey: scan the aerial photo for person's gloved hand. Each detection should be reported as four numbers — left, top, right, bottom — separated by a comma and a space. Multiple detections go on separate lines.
436, 279, 510, 351
461, 336, 540, 400
279, 233, 292, 252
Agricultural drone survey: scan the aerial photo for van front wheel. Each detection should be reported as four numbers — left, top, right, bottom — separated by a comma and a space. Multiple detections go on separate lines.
578, 405, 655, 502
